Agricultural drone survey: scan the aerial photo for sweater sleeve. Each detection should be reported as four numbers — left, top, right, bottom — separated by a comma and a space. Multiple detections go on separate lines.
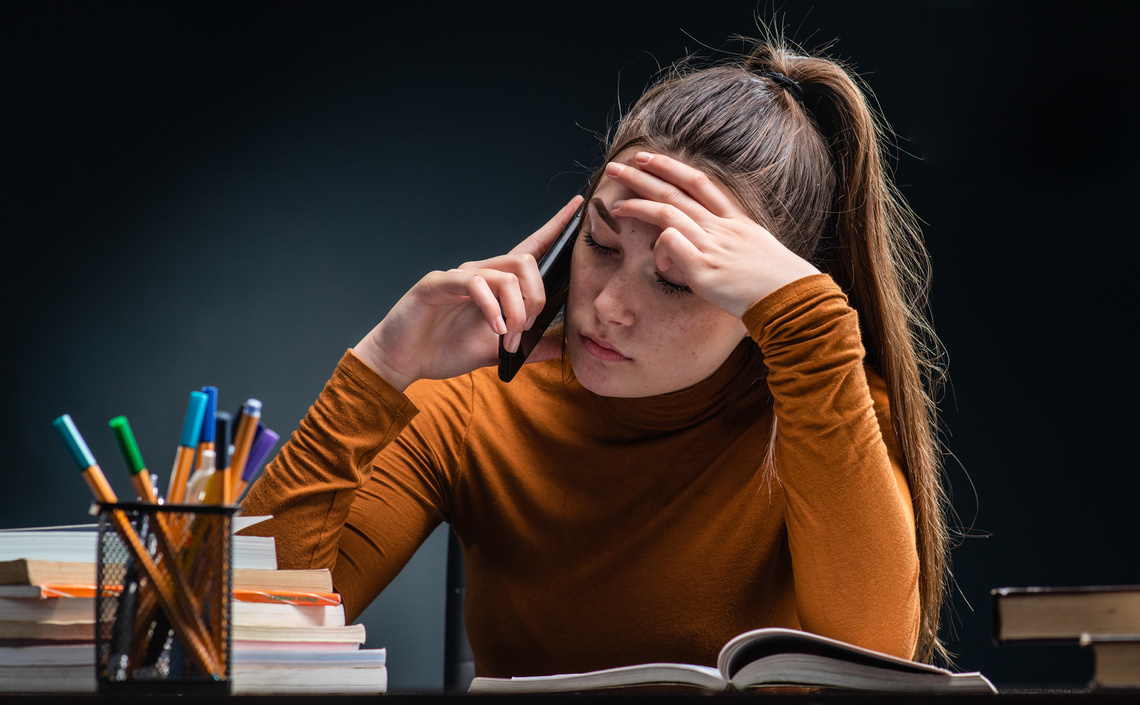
742, 274, 921, 659
238, 350, 421, 615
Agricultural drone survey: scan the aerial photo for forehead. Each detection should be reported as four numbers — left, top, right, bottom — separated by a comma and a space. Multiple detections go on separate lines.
588, 189, 659, 253
589, 155, 659, 246
593, 147, 650, 200
593, 175, 635, 202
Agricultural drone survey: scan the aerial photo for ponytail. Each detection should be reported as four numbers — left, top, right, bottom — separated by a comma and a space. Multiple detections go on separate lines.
749, 43, 951, 664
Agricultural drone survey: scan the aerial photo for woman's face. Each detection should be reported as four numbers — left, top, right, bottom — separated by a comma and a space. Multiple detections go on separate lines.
565, 153, 749, 398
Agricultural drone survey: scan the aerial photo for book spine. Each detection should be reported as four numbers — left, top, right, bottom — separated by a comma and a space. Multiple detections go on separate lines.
233, 590, 341, 606
4, 584, 339, 605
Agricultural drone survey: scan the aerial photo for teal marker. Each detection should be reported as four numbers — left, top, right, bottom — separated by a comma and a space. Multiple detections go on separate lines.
52, 414, 118, 503
169, 390, 208, 503
53, 414, 97, 471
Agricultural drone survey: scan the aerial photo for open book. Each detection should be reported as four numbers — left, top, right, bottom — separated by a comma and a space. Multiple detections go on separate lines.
468, 628, 996, 694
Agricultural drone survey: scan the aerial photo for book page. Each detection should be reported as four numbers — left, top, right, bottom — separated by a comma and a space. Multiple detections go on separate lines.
469, 662, 724, 693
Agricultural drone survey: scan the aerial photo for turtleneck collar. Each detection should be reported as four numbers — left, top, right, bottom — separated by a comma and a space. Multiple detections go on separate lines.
564, 338, 766, 438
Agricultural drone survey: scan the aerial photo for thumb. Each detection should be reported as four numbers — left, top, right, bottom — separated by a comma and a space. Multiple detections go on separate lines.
653, 226, 698, 275
510, 195, 585, 260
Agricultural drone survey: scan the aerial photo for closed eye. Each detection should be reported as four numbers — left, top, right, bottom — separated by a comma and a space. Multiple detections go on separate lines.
582, 232, 618, 256
656, 277, 693, 296
586, 232, 691, 294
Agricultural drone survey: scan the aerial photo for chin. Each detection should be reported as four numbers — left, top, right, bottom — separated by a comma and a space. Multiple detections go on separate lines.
578, 375, 643, 398
568, 345, 640, 398
571, 356, 664, 399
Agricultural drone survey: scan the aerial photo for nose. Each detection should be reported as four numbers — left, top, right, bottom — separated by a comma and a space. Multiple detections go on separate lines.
593, 271, 636, 326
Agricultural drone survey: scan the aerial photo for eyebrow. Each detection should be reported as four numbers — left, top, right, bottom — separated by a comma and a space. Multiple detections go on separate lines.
590, 197, 621, 233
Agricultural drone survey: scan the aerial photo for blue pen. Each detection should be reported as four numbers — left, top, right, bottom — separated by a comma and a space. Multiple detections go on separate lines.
195, 386, 218, 462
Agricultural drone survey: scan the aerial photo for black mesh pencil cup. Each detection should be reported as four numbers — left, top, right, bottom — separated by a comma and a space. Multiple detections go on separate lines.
95, 501, 235, 695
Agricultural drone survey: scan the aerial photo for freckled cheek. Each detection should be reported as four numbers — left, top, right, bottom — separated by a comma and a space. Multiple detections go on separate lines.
568, 251, 628, 313
645, 307, 736, 364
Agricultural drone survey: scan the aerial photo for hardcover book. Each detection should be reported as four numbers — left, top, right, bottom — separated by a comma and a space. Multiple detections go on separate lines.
992, 585, 1140, 642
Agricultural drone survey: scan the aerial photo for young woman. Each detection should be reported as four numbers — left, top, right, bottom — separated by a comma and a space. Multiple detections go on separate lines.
241, 38, 950, 675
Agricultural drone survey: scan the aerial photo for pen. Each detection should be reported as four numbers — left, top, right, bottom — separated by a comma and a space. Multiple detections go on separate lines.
53, 414, 141, 676
233, 424, 278, 502
168, 391, 208, 504
194, 385, 218, 474
109, 416, 227, 673
184, 449, 217, 505
52, 414, 118, 504
212, 411, 232, 504
215, 410, 232, 467
225, 399, 261, 504
109, 416, 159, 503
52, 414, 220, 675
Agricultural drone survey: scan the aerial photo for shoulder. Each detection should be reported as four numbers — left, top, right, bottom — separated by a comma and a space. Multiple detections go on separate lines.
390, 357, 579, 489
403, 357, 572, 431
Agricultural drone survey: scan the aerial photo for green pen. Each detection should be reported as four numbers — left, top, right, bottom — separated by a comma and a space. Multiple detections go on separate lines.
109, 416, 159, 503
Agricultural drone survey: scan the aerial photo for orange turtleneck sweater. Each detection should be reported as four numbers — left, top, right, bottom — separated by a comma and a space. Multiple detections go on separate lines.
240, 274, 920, 676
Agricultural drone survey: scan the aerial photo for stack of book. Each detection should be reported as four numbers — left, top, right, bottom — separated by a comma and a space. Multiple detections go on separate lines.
0, 522, 386, 694
993, 584, 1140, 690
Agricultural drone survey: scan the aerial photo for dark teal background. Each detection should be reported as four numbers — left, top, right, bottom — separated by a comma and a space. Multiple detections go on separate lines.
4, 0, 1138, 691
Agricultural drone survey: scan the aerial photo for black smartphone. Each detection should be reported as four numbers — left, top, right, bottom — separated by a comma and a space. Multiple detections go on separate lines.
497, 204, 585, 382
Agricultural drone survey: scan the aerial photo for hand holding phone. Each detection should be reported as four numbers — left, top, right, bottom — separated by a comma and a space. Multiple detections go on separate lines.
497, 204, 584, 382
353, 197, 584, 392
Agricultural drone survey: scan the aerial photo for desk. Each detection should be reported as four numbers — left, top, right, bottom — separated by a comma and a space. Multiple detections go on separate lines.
0, 690, 1137, 703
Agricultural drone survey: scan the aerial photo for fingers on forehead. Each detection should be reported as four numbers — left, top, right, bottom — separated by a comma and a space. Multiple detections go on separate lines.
608, 159, 683, 201
638, 152, 734, 209
609, 198, 688, 232
615, 152, 734, 214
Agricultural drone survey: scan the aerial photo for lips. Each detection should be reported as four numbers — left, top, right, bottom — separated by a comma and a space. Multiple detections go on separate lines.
581, 334, 630, 362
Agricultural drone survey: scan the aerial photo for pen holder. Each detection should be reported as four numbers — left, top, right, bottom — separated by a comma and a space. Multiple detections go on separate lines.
95, 501, 236, 695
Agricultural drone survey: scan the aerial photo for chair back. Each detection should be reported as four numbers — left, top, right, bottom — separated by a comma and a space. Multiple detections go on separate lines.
443, 529, 474, 691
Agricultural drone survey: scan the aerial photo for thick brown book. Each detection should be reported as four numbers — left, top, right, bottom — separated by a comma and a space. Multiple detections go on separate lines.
1079, 635, 1140, 690
0, 558, 332, 593
992, 585, 1140, 642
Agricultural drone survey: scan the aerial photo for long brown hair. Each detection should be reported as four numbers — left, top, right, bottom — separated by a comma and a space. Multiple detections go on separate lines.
584, 38, 950, 663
